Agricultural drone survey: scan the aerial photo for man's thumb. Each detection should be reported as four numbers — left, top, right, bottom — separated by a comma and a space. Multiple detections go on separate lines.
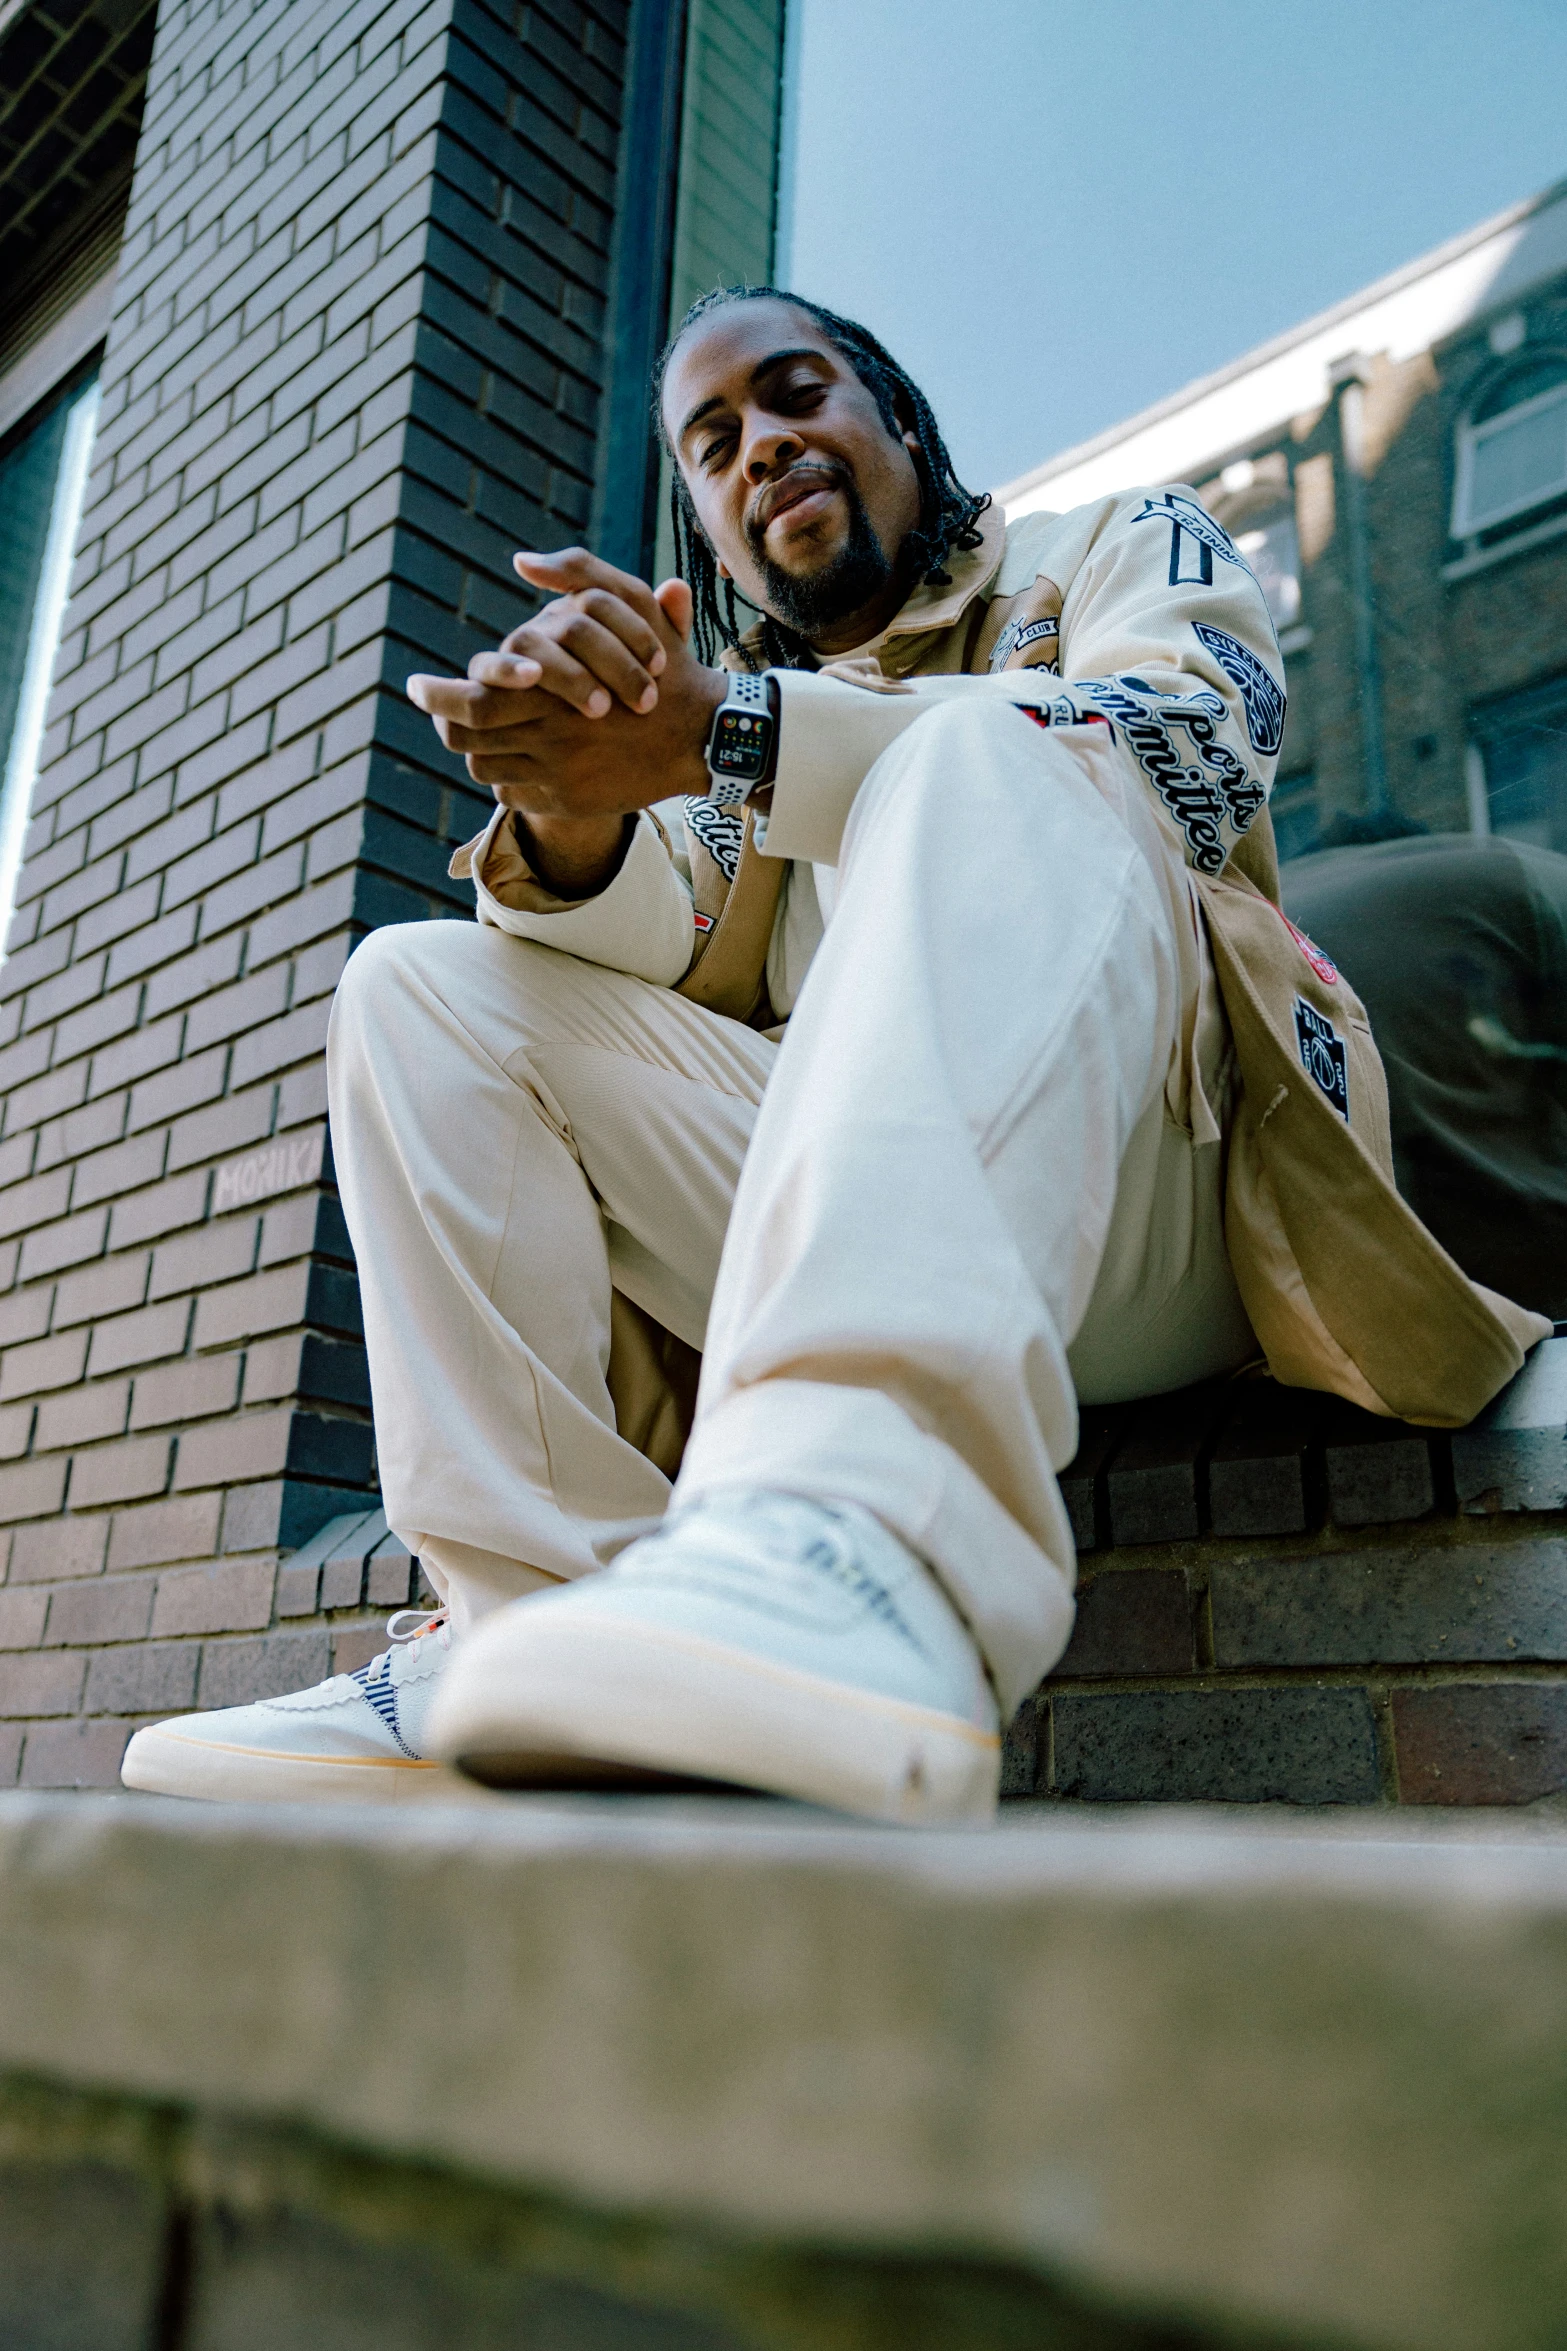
654, 577, 693, 642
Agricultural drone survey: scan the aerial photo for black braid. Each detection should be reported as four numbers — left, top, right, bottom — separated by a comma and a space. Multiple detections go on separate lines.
653, 285, 991, 670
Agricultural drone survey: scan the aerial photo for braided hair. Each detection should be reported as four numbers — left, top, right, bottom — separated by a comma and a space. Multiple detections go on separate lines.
653, 285, 991, 670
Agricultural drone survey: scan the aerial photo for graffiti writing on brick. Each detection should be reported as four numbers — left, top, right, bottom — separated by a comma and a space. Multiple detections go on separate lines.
213, 1127, 324, 1214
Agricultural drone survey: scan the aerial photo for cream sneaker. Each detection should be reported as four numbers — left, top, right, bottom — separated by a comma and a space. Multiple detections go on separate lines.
426, 1491, 1001, 1825
121, 1610, 471, 1804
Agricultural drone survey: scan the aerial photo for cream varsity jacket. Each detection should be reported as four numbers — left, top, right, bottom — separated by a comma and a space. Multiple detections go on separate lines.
451, 489, 1550, 1426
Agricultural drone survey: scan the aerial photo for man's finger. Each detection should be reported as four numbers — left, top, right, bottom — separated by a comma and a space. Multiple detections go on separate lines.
467, 653, 541, 691
513, 546, 664, 627
655, 577, 694, 642
441, 720, 555, 754
471, 636, 620, 718
409, 674, 554, 739
482, 611, 659, 713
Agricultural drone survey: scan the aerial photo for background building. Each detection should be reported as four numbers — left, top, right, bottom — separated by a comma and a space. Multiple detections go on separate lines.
0, 0, 787, 1784
1000, 177, 1567, 864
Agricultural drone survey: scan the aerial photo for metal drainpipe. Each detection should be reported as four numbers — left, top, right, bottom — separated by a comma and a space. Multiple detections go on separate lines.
1329, 353, 1391, 819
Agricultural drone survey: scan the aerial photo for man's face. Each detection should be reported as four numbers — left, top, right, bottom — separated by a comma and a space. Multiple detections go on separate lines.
661, 299, 924, 647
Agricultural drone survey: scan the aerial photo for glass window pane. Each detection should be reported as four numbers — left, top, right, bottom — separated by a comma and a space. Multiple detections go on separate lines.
1234, 511, 1301, 628
1465, 387, 1567, 530
1477, 676, 1567, 854
0, 372, 100, 944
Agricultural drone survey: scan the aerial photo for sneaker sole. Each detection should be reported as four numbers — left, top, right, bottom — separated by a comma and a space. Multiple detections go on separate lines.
429, 1612, 1000, 1827
119, 1725, 492, 1806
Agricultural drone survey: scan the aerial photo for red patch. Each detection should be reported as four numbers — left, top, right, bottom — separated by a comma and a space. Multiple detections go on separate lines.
1015, 706, 1108, 732
692, 909, 715, 933
1280, 911, 1338, 984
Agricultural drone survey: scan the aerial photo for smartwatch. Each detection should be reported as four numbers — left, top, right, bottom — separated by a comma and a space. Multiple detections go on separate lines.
703, 671, 779, 806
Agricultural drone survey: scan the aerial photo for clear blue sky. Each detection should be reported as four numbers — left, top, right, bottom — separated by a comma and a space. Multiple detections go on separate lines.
778, 0, 1567, 492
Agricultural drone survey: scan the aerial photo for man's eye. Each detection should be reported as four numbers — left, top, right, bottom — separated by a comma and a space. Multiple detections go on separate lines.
699, 435, 735, 469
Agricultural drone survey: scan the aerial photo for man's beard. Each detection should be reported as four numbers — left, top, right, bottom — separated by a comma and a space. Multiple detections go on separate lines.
745, 467, 897, 640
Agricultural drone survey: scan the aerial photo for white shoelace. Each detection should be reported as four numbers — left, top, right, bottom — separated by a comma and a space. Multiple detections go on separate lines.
363, 1607, 450, 1686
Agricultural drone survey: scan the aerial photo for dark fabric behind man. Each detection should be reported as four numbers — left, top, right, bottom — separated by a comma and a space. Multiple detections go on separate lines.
1283, 833, 1567, 1319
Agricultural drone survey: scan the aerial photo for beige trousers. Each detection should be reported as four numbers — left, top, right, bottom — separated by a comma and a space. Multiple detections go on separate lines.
327, 699, 1255, 1714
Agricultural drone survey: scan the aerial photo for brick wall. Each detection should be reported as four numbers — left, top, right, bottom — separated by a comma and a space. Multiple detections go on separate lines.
0, 0, 639, 1785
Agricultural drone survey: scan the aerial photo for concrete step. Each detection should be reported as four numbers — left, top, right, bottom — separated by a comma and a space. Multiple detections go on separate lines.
0, 1792, 1563, 2351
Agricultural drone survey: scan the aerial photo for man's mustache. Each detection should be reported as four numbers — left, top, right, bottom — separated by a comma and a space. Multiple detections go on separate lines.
746, 461, 850, 549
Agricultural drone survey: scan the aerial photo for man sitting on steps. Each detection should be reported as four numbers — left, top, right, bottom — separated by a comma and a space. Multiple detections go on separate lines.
121, 289, 1549, 1822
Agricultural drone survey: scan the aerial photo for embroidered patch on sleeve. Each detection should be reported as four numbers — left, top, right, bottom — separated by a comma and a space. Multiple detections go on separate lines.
1015, 704, 1108, 733
1069, 675, 1265, 872
1192, 622, 1287, 754
1280, 910, 1339, 984
692, 908, 714, 933
1294, 996, 1349, 1118
683, 796, 744, 882
1132, 492, 1254, 588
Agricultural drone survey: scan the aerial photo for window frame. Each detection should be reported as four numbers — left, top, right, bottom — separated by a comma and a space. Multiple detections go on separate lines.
1451, 376, 1567, 538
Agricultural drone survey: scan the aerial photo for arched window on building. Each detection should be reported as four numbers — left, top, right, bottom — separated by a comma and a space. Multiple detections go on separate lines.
1451, 350, 1567, 542
1207, 459, 1302, 632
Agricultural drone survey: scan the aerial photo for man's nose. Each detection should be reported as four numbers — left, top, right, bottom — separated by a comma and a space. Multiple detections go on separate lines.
743, 422, 805, 482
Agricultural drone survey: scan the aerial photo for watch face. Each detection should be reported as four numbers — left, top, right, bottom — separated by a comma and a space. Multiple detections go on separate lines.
712, 707, 771, 778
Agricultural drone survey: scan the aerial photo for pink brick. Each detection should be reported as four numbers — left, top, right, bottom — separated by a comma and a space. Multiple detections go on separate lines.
0, 1328, 89, 1402
0, 1457, 68, 1524
0, 1650, 84, 1715
130, 1351, 242, 1429
36, 1091, 127, 1171
52, 1249, 150, 1328
240, 1331, 303, 1403
35, 1379, 131, 1452
10, 1515, 109, 1583
127, 1042, 227, 1132
43, 1575, 154, 1646
0, 1588, 47, 1648
258, 1190, 317, 1265
0, 1133, 36, 1190
0, 1402, 33, 1460
108, 1167, 209, 1249
0, 1168, 70, 1241
19, 1205, 108, 1281
331, 1620, 387, 1676
149, 1215, 257, 1298
20, 1718, 130, 1787
192, 1261, 309, 1350
5, 1063, 90, 1134
151, 1553, 274, 1635
167, 1083, 275, 1171
0, 1290, 52, 1348
71, 1128, 167, 1208
107, 1490, 222, 1572
174, 1405, 293, 1489
70, 1434, 173, 1509
87, 1297, 192, 1376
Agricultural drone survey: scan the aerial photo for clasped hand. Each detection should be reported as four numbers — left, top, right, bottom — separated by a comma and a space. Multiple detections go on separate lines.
406, 549, 729, 835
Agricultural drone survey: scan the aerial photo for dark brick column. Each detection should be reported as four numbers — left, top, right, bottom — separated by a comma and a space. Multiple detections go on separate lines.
0, 0, 646, 1781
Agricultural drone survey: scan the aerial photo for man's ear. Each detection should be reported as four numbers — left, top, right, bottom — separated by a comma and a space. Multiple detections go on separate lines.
716, 557, 733, 580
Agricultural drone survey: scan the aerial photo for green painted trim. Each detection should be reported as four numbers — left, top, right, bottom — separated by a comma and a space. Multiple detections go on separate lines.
655, 0, 787, 581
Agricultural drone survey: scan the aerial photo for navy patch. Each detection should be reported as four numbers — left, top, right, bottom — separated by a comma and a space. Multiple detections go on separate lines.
990, 613, 1062, 673
1294, 997, 1349, 1118
1073, 675, 1266, 874
1132, 492, 1253, 589
684, 796, 744, 882
1012, 616, 1060, 658
1193, 622, 1286, 754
